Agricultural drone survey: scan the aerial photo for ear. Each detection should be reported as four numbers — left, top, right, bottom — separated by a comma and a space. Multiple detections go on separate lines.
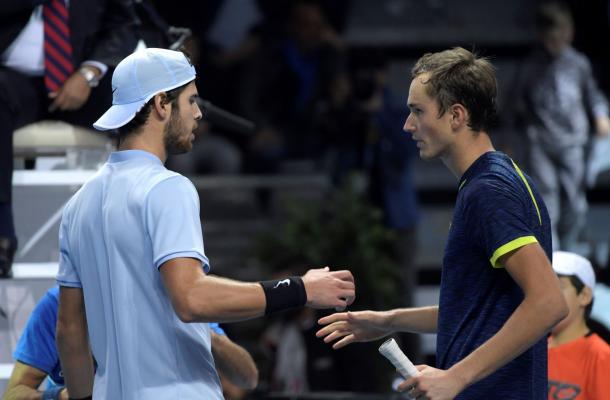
578, 286, 593, 308
152, 93, 171, 120
449, 103, 468, 130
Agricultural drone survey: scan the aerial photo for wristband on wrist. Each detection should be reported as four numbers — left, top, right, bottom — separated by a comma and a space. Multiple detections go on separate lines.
42, 386, 63, 400
259, 276, 307, 314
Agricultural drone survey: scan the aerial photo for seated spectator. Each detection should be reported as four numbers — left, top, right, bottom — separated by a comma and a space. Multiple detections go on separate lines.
3, 286, 258, 399
548, 251, 610, 400
0, 1, 138, 278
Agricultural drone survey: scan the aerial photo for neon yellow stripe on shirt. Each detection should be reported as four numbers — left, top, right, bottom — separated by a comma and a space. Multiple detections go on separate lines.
511, 160, 542, 225
458, 179, 467, 191
490, 236, 539, 268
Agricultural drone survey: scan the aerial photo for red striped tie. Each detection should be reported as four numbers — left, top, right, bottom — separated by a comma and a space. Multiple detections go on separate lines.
43, 0, 74, 93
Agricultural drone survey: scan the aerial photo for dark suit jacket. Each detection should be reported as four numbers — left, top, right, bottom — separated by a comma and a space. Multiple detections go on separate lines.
0, 0, 138, 68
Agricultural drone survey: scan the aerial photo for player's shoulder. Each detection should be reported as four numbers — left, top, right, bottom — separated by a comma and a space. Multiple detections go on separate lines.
144, 172, 199, 209
460, 169, 527, 220
148, 171, 196, 195
467, 154, 524, 192
588, 334, 610, 359
148, 168, 183, 187
462, 172, 517, 203
134, 164, 190, 195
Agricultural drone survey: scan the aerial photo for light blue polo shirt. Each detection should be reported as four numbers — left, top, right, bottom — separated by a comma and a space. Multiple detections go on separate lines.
57, 150, 223, 399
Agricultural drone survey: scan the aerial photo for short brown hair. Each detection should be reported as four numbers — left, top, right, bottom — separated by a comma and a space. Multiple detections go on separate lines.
411, 47, 498, 132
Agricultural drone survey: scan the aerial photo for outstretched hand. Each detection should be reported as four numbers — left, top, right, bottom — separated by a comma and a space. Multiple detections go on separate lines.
301, 267, 355, 310
316, 310, 390, 349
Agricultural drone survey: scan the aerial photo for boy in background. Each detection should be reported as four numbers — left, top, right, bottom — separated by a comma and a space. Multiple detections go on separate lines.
548, 251, 610, 400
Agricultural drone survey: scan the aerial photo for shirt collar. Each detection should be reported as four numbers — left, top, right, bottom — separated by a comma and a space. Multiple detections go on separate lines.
108, 150, 162, 165
458, 151, 498, 190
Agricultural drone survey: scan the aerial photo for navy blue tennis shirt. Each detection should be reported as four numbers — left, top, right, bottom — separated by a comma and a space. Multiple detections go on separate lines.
438, 151, 551, 399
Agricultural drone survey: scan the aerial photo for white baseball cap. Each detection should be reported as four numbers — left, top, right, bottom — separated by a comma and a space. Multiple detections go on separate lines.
553, 251, 596, 290
93, 48, 196, 131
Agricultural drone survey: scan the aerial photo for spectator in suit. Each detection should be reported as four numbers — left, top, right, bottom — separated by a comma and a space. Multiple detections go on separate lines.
0, 0, 138, 278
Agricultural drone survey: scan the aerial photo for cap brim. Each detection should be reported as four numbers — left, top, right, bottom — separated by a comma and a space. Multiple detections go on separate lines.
552, 264, 573, 276
93, 101, 146, 131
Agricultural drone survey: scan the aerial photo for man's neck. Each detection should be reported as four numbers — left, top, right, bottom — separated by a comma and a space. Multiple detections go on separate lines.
118, 127, 167, 163
441, 130, 495, 179
550, 319, 590, 347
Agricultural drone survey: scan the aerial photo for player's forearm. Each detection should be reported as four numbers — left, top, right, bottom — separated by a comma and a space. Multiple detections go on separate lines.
211, 334, 259, 389
56, 325, 94, 398
386, 306, 439, 334
177, 275, 266, 323
448, 292, 567, 389
4, 361, 66, 400
3, 387, 67, 400
3, 385, 43, 400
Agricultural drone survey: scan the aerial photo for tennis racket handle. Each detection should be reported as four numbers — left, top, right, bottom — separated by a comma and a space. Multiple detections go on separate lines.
379, 338, 420, 378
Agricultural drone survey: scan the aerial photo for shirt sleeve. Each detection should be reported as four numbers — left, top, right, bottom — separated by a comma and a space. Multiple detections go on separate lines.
209, 322, 226, 336
145, 176, 209, 272
56, 205, 82, 288
581, 57, 609, 118
591, 345, 610, 398
13, 290, 60, 375
463, 178, 539, 268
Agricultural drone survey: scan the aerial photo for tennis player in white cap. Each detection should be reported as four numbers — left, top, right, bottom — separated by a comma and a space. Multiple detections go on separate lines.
548, 251, 610, 400
55, 48, 355, 400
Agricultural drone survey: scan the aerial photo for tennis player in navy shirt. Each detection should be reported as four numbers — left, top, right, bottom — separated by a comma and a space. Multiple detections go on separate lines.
317, 47, 568, 399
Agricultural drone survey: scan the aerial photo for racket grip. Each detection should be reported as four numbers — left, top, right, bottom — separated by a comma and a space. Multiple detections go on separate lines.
379, 338, 420, 379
